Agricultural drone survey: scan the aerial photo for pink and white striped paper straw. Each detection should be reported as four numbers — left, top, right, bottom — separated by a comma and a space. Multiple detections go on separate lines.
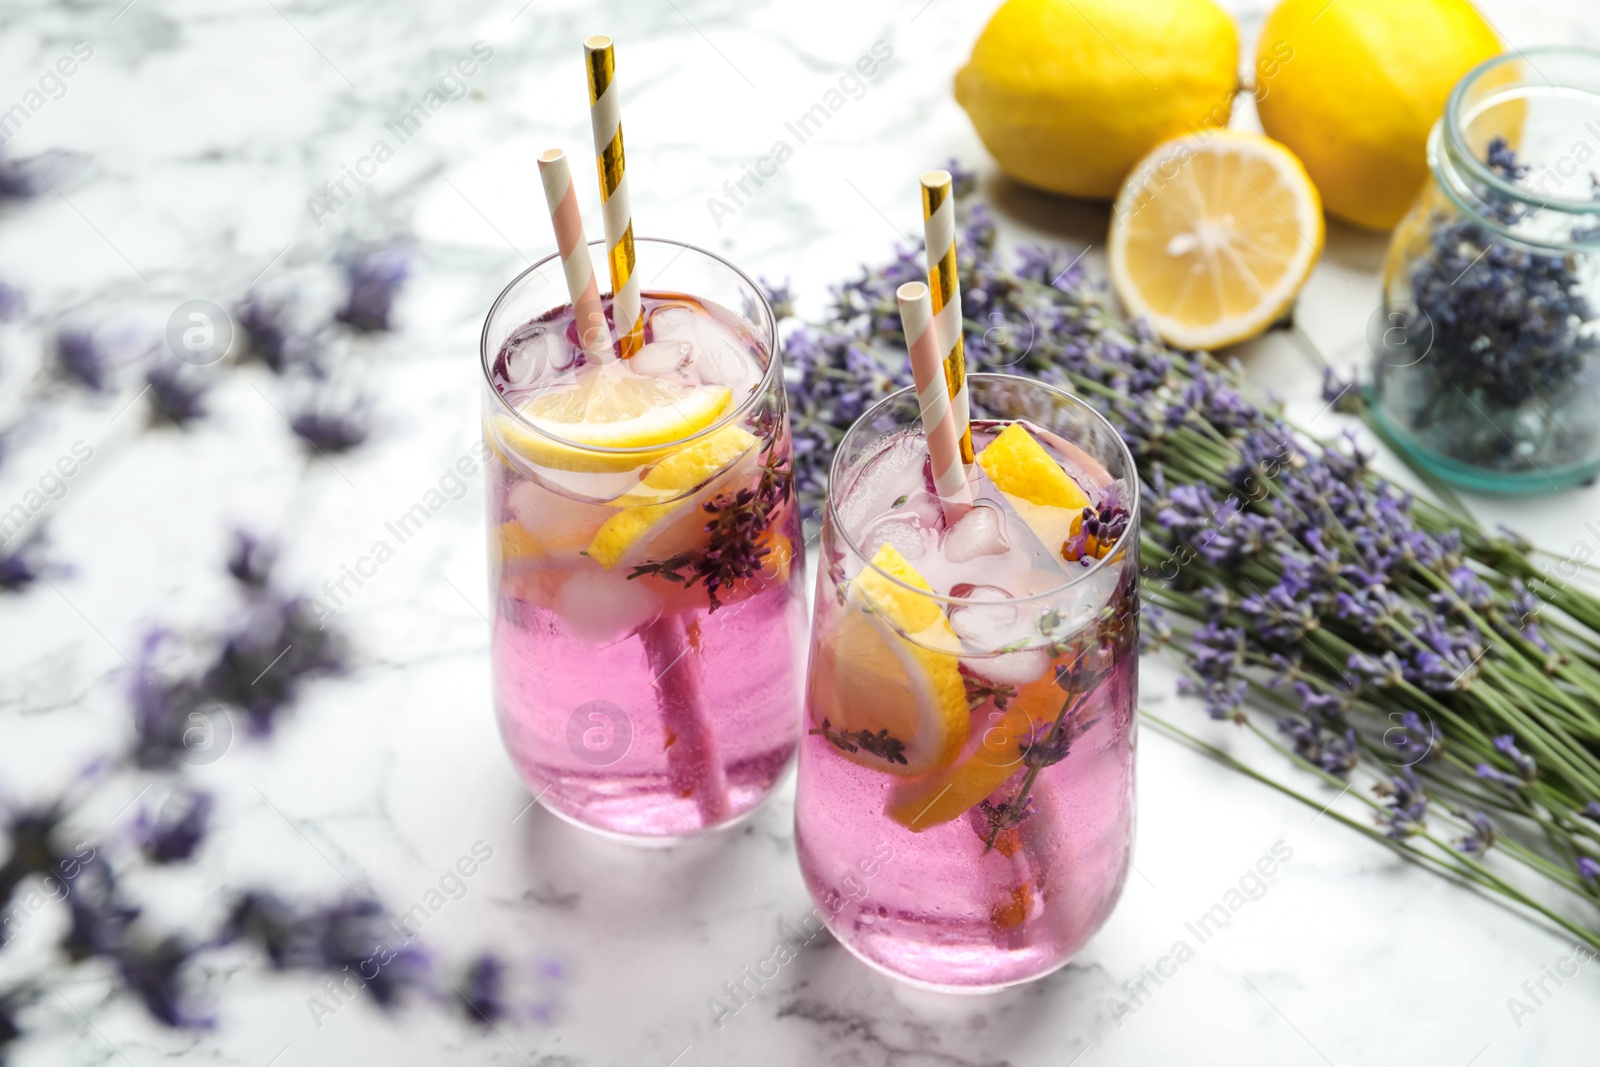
897, 281, 972, 522
537, 148, 615, 364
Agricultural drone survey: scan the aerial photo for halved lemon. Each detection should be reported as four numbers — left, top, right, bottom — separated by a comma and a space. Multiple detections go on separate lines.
885, 667, 1063, 830
1109, 130, 1324, 351
586, 426, 758, 570
976, 423, 1089, 558
808, 544, 968, 777
491, 363, 733, 473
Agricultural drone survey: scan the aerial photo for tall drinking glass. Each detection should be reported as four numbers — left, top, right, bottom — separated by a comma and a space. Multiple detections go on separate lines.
796, 374, 1139, 990
481, 239, 806, 840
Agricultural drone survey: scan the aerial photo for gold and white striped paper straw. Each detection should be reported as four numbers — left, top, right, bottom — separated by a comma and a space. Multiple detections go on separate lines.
898, 281, 972, 522
537, 148, 616, 364
921, 170, 973, 465
585, 34, 644, 359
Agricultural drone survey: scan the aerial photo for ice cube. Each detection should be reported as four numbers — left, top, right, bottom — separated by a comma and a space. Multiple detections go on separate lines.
972, 478, 1078, 581
647, 304, 698, 341
501, 324, 567, 385
693, 334, 757, 391
506, 480, 605, 546
862, 515, 927, 561
629, 339, 693, 378
558, 569, 663, 645
652, 305, 756, 391
948, 585, 1052, 686
943, 505, 1009, 563
948, 586, 1027, 650
963, 649, 1052, 688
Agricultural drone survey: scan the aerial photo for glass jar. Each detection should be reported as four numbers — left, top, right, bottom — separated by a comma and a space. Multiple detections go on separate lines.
1373, 47, 1600, 492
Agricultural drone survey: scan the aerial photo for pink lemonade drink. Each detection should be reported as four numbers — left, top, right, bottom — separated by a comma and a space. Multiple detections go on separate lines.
796, 374, 1139, 991
481, 239, 806, 840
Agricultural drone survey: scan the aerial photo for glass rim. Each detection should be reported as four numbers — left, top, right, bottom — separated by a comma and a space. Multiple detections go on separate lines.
478, 236, 782, 456
824, 372, 1140, 609
1439, 47, 1600, 225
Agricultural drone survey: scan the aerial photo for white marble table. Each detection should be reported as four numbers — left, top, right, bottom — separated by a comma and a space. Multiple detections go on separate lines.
2, 0, 1598, 1064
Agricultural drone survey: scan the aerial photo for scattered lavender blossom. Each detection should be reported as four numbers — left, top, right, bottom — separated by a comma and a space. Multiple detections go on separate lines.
146, 362, 210, 427
335, 244, 411, 333
138, 791, 214, 864
0, 149, 75, 200
460, 953, 508, 1023
235, 293, 303, 373
0, 531, 49, 592
54, 327, 114, 393
0, 280, 23, 322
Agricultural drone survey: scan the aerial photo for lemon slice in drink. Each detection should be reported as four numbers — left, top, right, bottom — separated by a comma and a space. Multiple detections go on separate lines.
977, 422, 1090, 557
1109, 130, 1323, 350
808, 544, 968, 777
886, 669, 1063, 830
586, 426, 757, 570
492, 364, 733, 473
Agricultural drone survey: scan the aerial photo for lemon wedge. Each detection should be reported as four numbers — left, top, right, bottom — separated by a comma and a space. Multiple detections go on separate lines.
585, 426, 757, 570
808, 544, 968, 777
1109, 130, 1324, 351
976, 423, 1090, 557
886, 668, 1064, 830
492, 364, 733, 473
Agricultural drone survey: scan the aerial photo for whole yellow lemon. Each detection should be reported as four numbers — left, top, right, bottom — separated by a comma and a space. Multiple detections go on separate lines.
954, 0, 1239, 200
1256, 0, 1502, 230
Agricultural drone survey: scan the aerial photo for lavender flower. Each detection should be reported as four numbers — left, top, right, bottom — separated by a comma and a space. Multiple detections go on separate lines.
0, 149, 74, 200
1475, 736, 1537, 791
236, 293, 303, 373
1580, 858, 1600, 883
1139, 603, 1172, 652
461, 953, 507, 1023
1453, 808, 1498, 856
227, 530, 278, 588
1319, 367, 1361, 413
203, 593, 345, 734
54, 327, 113, 393
759, 277, 795, 321
291, 404, 370, 453
223, 892, 430, 1008
0, 280, 23, 322
0, 533, 48, 593
146, 362, 209, 427
1373, 768, 1429, 839
335, 244, 411, 332
1382, 710, 1441, 767
1063, 486, 1130, 563
1278, 717, 1358, 777
138, 792, 213, 864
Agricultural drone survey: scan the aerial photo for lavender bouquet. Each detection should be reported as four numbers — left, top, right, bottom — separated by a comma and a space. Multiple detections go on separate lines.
776, 167, 1600, 950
